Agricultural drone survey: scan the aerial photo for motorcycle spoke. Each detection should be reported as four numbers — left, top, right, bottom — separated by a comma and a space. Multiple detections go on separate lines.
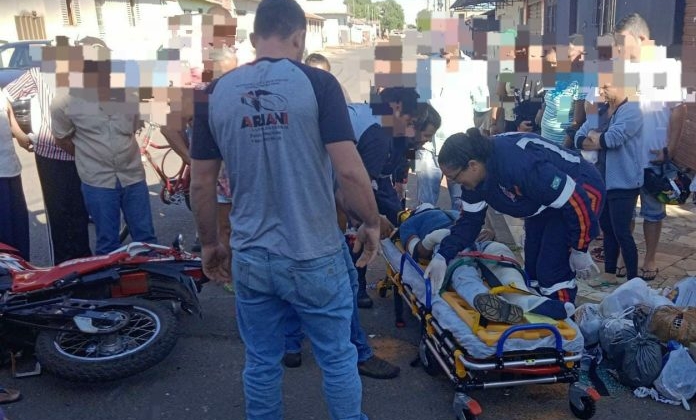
53, 307, 161, 360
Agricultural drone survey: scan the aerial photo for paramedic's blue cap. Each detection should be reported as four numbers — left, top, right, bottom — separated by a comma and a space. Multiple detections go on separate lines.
415, 203, 435, 214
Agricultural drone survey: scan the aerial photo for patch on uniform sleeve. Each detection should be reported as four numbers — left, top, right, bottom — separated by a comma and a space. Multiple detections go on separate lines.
550, 176, 562, 190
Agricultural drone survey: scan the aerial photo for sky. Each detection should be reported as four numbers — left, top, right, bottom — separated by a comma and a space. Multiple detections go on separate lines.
395, 0, 427, 25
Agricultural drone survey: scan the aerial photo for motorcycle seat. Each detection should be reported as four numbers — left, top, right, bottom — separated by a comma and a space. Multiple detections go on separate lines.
11, 253, 130, 293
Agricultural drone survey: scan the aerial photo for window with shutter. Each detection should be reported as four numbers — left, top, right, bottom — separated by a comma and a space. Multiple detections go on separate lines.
127, 0, 141, 27
61, 0, 82, 26
95, 0, 106, 38
545, 0, 557, 34
595, 0, 616, 36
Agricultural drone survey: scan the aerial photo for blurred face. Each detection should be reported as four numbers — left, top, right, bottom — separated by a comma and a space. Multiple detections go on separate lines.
568, 44, 584, 62
415, 123, 437, 147
307, 62, 330, 72
615, 30, 643, 61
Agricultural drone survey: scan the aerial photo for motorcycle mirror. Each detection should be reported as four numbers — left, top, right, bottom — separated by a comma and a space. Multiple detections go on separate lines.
172, 234, 184, 252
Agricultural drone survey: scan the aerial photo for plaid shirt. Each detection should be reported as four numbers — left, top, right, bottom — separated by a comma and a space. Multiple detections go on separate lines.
4, 68, 74, 160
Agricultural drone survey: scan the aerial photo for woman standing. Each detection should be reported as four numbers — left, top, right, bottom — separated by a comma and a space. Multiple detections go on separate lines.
574, 79, 644, 283
424, 129, 605, 305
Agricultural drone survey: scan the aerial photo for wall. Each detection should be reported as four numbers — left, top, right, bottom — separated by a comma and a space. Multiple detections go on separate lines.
572, 0, 677, 58
323, 19, 340, 46
231, 0, 259, 41
0, 0, 183, 60
494, 0, 525, 31
0, 0, 100, 43
305, 18, 325, 54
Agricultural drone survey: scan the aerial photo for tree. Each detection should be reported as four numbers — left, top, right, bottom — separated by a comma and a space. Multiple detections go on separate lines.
373, 0, 405, 31
344, 0, 379, 21
416, 9, 431, 32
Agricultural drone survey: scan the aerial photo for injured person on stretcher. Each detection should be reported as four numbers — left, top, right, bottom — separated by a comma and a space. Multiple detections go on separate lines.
398, 204, 575, 324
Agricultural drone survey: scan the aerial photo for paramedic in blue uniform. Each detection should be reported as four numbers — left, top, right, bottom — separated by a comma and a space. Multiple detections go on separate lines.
424, 128, 605, 304
188, 1, 380, 419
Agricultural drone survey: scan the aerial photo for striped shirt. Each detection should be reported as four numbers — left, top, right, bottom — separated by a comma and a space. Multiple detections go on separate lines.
540, 78, 585, 145
4, 68, 73, 161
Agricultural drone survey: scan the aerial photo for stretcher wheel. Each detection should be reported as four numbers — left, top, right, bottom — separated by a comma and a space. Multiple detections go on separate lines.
569, 397, 596, 420
457, 410, 478, 420
453, 393, 482, 420
419, 339, 440, 376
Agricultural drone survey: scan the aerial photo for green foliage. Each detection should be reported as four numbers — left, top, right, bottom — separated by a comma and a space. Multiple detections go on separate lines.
344, 0, 379, 21
416, 9, 431, 32
373, 0, 405, 31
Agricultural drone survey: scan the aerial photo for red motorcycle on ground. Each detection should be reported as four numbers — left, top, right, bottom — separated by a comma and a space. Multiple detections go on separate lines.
0, 239, 206, 382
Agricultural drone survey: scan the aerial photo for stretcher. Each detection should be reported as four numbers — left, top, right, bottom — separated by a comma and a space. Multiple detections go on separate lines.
378, 237, 599, 420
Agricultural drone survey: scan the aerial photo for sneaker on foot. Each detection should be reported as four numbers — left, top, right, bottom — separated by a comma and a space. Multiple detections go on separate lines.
358, 356, 400, 379
283, 352, 302, 368
473, 294, 524, 324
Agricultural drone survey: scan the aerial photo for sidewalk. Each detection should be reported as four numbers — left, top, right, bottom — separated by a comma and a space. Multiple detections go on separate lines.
498, 201, 696, 305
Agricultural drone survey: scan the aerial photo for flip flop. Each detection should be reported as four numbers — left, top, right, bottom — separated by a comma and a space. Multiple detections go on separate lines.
616, 267, 627, 278
0, 387, 21, 404
640, 268, 659, 282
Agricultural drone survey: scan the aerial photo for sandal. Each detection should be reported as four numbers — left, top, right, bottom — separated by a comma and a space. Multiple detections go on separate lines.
0, 387, 21, 404
590, 246, 605, 263
640, 268, 659, 282
616, 267, 627, 278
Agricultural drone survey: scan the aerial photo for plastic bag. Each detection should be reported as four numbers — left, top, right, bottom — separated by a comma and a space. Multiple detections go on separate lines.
599, 310, 636, 364
575, 303, 603, 347
654, 346, 696, 410
599, 278, 674, 318
619, 329, 663, 388
665, 277, 696, 308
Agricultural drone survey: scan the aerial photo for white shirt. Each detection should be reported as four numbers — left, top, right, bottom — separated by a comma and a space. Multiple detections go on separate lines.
625, 55, 682, 168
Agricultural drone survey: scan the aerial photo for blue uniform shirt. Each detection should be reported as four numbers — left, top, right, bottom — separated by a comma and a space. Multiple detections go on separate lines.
438, 133, 604, 263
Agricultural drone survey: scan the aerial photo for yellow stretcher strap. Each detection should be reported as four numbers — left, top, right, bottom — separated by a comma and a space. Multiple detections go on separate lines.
488, 284, 534, 296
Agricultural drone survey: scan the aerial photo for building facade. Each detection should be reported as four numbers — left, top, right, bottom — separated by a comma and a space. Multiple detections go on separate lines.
0, 0, 185, 60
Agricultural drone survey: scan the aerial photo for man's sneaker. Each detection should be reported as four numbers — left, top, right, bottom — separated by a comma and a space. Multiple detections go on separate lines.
357, 291, 373, 308
283, 352, 302, 368
358, 356, 400, 379
473, 294, 524, 324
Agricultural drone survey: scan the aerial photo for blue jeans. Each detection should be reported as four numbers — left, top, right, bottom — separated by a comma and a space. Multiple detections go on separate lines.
81, 179, 157, 254
415, 149, 442, 206
234, 247, 366, 420
284, 241, 373, 362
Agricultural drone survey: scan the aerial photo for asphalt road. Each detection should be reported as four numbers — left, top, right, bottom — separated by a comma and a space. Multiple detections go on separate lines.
2, 45, 693, 420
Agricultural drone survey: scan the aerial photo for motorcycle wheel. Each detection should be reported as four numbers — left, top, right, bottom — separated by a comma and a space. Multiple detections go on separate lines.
34, 298, 179, 382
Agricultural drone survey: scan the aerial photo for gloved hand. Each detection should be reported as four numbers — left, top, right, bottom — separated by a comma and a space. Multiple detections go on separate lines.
422, 229, 451, 250
423, 253, 447, 294
569, 249, 600, 281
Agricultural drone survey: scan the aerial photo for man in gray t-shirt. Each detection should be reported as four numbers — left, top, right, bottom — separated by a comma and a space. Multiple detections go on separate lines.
189, 1, 380, 419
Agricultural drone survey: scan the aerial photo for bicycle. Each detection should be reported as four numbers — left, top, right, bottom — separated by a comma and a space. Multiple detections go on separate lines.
119, 121, 191, 243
